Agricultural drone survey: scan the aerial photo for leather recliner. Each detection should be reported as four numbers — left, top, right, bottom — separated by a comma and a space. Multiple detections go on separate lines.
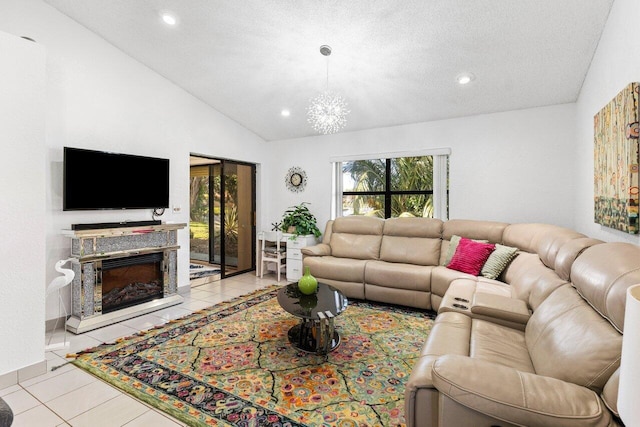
405, 242, 639, 427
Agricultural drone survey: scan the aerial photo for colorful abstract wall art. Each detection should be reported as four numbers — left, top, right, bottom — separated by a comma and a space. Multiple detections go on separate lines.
594, 82, 640, 234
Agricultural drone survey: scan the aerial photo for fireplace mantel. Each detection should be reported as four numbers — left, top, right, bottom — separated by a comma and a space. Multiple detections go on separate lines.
63, 223, 186, 333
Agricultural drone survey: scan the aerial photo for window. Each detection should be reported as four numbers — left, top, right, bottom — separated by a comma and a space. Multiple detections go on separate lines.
332, 151, 449, 220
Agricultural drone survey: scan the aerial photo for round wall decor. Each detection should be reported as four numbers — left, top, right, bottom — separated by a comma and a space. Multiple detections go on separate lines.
285, 166, 307, 193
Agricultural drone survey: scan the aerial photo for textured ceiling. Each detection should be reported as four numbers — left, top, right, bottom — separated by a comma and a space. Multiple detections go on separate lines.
43, 0, 614, 141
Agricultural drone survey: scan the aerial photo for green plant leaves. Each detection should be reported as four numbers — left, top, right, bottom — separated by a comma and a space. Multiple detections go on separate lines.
279, 202, 322, 237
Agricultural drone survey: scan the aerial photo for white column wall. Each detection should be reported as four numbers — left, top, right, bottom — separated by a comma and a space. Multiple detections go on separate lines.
574, 0, 640, 243
0, 31, 46, 375
265, 104, 576, 233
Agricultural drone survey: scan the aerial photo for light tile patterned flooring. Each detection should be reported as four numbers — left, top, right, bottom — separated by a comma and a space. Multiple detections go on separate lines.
1, 272, 280, 427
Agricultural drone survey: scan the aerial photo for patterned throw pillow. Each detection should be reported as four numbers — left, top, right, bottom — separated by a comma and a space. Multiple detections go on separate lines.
441, 235, 489, 266
447, 238, 496, 276
481, 244, 519, 279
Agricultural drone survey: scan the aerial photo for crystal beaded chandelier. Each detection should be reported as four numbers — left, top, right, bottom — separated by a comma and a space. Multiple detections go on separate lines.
307, 45, 350, 135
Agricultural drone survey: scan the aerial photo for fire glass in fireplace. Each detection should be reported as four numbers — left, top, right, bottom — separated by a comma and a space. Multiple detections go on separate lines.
102, 253, 164, 313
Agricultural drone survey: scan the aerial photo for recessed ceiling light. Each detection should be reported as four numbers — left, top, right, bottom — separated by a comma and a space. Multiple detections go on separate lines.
281, 110, 291, 117
457, 73, 475, 85
160, 11, 178, 26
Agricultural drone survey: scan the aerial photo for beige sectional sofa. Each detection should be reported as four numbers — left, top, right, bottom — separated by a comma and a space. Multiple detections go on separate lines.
301, 216, 637, 426
302, 217, 598, 315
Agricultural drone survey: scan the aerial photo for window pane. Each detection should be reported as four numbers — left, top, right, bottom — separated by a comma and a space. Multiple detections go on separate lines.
391, 194, 434, 218
390, 156, 433, 191
342, 159, 386, 192
342, 194, 385, 217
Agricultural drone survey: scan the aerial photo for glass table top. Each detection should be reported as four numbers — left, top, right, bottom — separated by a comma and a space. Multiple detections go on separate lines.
277, 282, 348, 320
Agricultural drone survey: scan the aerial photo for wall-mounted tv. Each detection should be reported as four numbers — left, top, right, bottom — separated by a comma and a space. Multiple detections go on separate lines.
63, 147, 170, 211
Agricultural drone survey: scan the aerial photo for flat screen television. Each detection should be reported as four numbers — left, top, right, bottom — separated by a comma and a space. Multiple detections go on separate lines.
63, 147, 170, 211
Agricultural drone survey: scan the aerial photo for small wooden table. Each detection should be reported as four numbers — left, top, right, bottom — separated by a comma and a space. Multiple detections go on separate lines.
277, 282, 348, 354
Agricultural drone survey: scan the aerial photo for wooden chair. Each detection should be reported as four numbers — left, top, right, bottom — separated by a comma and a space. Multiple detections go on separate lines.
260, 231, 286, 281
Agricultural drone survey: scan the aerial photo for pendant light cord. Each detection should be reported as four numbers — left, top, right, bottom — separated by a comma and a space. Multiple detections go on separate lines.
325, 56, 330, 92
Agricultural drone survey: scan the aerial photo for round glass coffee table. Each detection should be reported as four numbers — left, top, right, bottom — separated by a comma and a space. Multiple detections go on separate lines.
277, 282, 348, 354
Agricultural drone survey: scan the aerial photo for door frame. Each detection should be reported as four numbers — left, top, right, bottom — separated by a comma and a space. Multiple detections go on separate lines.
189, 153, 256, 279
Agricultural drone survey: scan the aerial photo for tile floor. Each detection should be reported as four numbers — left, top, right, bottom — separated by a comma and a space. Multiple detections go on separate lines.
1, 272, 281, 427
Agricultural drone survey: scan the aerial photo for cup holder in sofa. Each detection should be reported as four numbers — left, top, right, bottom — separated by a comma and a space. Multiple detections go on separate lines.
452, 303, 469, 310
454, 297, 470, 303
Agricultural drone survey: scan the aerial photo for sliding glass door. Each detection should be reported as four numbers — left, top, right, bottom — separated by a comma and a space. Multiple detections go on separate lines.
190, 156, 255, 278
221, 161, 254, 275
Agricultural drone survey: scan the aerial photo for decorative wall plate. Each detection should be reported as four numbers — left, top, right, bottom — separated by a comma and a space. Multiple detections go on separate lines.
285, 166, 307, 193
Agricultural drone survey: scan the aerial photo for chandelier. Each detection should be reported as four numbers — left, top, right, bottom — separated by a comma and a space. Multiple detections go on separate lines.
307, 45, 350, 135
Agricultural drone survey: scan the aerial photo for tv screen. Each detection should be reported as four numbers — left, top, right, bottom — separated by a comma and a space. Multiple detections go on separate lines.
63, 147, 170, 211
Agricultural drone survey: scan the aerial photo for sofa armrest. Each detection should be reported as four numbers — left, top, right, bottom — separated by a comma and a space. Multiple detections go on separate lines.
470, 293, 531, 325
432, 355, 613, 427
301, 243, 331, 257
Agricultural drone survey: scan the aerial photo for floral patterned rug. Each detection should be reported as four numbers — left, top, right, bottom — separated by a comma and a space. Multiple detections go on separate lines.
72, 285, 434, 426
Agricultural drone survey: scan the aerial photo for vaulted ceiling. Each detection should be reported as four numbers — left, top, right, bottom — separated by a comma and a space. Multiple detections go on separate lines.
44, 0, 614, 141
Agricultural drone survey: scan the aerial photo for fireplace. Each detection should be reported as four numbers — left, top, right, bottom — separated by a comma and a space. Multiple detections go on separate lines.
101, 253, 164, 313
66, 223, 185, 334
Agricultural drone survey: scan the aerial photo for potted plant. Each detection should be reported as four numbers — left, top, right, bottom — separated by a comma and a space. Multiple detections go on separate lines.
278, 202, 322, 238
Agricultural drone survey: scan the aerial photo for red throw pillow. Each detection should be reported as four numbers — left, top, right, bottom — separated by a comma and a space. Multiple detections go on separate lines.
447, 238, 496, 276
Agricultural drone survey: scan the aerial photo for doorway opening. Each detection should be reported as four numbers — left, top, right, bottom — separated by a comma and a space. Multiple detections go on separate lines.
189, 155, 256, 285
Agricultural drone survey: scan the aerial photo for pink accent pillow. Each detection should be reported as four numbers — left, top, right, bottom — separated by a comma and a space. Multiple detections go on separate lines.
447, 238, 496, 276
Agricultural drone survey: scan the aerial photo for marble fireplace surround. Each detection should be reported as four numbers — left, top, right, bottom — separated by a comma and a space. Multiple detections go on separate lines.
64, 223, 186, 334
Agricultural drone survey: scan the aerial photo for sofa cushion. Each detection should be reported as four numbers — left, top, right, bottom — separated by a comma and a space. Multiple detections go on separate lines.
447, 238, 495, 275
330, 216, 384, 260
502, 223, 586, 269
331, 215, 384, 235
382, 216, 443, 238
364, 260, 432, 292
470, 319, 534, 373
421, 312, 472, 358
431, 355, 614, 427
380, 217, 442, 265
331, 232, 383, 260
475, 277, 513, 296
430, 266, 474, 304
380, 236, 441, 266
442, 219, 508, 243
552, 237, 603, 281
571, 242, 640, 333
366, 284, 432, 309
443, 277, 512, 302
304, 256, 367, 283
480, 243, 518, 279
525, 285, 622, 392
502, 252, 568, 310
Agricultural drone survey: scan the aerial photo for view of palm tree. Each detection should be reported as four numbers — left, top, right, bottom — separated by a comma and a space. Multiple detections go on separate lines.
190, 170, 240, 263
342, 156, 442, 218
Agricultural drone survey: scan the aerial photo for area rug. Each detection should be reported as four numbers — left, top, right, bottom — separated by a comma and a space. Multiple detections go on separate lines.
72, 286, 434, 426
189, 263, 221, 279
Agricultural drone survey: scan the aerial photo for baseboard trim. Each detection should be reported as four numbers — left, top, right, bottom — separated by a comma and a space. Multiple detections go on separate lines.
0, 359, 47, 389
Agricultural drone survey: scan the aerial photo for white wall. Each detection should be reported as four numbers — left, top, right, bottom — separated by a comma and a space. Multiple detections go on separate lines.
574, 0, 640, 244
266, 104, 576, 232
0, 31, 46, 375
0, 0, 271, 326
